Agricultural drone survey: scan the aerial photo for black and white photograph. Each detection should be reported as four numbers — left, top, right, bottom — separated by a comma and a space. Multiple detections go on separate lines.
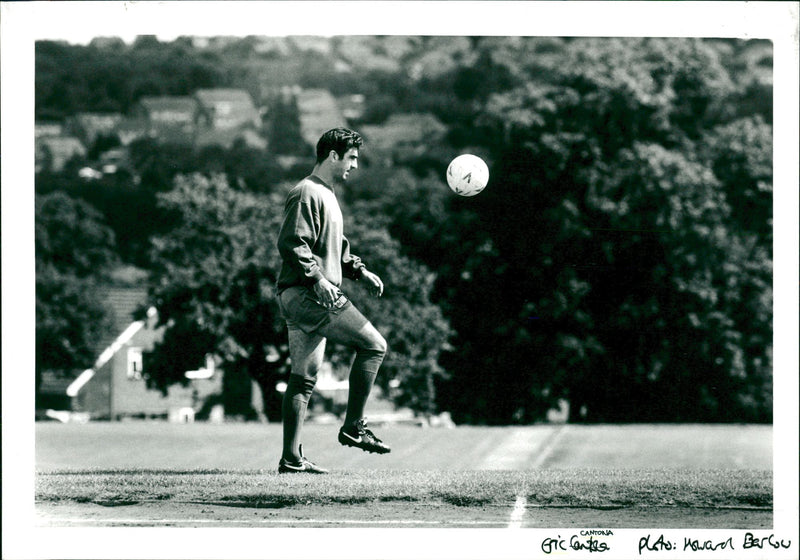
2, 2, 798, 559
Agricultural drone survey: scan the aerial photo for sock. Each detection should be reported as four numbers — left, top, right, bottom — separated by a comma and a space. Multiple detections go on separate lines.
343, 346, 384, 426
282, 374, 316, 462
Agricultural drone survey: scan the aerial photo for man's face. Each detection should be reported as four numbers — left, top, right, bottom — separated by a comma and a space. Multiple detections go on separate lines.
332, 147, 359, 183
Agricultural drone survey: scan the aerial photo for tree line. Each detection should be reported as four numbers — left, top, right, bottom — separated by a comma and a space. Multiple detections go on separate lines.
36, 36, 773, 423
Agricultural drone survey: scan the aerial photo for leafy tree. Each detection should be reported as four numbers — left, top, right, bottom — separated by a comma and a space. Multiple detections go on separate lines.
37, 136, 287, 268
145, 173, 452, 420
87, 133, 122, 161
340, 210, 453, 415
704, 116, 772, 239
425, 38, 772, 423
223, 139, 285, 194
36, 38, 226, 118
35, 192, 119, 398
36, 191, 119, 280
39, 139, 180, 268
145, 173, 285, 419
265, 94, 309, 156
129, 138, 198, 192
34, 34, 773, 424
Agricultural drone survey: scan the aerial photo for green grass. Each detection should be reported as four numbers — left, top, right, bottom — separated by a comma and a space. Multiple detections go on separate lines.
36, 468, 772, 509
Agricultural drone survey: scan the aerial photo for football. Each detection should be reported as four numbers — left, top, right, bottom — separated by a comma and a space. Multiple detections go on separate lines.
446, 154, 489, 197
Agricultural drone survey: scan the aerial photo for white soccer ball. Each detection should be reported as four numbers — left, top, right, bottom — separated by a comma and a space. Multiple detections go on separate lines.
446, 154, 489, 197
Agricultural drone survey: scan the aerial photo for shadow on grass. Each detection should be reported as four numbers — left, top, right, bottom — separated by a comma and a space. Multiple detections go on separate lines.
77, 494, 498, 509
191, 500, 292, 509
191, 495, 379, 509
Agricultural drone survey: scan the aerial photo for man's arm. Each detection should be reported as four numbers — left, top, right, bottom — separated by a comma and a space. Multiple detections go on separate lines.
341, 235, 365, 280
360, 269, 384, 297
277, 195, 325, 284
342, 236, 383, 297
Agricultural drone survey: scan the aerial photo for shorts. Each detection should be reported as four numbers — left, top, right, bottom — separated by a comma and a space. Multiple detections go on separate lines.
278, 285, 353, 334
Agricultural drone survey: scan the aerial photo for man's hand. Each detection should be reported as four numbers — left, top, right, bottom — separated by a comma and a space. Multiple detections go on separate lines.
361, 270, 384, 297
313, 278, 342, 309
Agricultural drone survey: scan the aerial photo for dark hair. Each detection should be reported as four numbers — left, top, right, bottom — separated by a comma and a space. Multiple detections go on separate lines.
316, 128, 363, 163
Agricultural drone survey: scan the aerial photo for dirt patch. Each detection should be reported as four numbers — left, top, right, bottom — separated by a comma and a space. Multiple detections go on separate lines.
36, 500, 772, 529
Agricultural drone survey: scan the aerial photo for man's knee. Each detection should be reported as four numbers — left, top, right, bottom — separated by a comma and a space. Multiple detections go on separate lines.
285, 374, 317, 403
355, 320, 386, 354
364, 330, 387, 357
360, 333, 387, 375
293, 359, 322, 379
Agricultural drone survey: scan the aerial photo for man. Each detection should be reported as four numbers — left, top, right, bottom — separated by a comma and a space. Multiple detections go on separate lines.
276, 128, 390, 474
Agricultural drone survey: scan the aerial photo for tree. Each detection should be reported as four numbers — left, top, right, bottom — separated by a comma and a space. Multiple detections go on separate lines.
265, 94, 309, 156
426, 37, 772, 423
340, 210, 453, 416
34, 34, 772, 424
222, 139, 285, 194
340, 37, 772, 424
145, 173, 452, 420
145, 173, 286, 419
35, 192, 119, 398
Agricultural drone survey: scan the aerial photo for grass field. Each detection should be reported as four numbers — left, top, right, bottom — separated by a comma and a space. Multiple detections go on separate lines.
35, 422, 773, 529
37, 467, 770, 509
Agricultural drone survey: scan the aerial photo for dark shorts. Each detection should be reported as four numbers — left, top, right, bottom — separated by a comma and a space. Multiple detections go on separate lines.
278, 285, 354, 334
279, 286, 381, 379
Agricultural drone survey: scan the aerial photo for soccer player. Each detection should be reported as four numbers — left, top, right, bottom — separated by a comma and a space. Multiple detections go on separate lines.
276, 128, 391, 474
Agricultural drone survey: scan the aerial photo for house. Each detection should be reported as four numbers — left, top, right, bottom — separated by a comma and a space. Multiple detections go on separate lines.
35, 121, 64, 139
194, 88, 261, 131
76, 144, 138, 182
97, 146, 133, 175
35, 135, 86, 173
124, 91, 267, 148
67, 112, 124, 146
295, 88, 347, 148
113, 117, 152, 146
136, 96, 197, 127
192, 89, 267, 149
132, 96, 198, 143
360, 112, 447, 163
195, 127, 268, 150
38, 285, 223, 422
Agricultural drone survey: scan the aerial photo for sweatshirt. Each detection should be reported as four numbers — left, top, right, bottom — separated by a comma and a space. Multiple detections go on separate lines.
276, 175, 365, 292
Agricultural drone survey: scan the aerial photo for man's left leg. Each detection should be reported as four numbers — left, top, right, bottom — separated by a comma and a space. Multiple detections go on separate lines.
279, 328, 329, 473
318, 303, 390, 454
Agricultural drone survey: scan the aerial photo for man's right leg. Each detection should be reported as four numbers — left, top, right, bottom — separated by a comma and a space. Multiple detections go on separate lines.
317, 303, 390, 454
282, 327, 326, 463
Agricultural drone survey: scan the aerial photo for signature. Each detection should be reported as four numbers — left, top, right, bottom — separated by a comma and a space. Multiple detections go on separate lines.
743, 532, 792, 550
638, 533, 792, 555
638, 534, 676, 554
542, 534, 611, 554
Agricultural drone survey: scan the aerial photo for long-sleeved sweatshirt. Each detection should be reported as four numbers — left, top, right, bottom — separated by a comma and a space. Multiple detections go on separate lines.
276, 175, 365, 293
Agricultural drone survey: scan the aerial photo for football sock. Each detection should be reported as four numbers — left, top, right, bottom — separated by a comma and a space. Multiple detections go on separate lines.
343, 346, 384, 426
282, 374, 317, 462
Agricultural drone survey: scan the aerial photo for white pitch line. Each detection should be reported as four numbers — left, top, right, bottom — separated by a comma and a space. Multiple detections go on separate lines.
479, 427, 555, 470
504, 425, 570, 528
508, 495, 527, 528
530, 424, 570, 469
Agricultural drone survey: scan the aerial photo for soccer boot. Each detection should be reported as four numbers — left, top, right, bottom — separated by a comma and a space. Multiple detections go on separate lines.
338, 418, 391, 454
278, 444, 329, 474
